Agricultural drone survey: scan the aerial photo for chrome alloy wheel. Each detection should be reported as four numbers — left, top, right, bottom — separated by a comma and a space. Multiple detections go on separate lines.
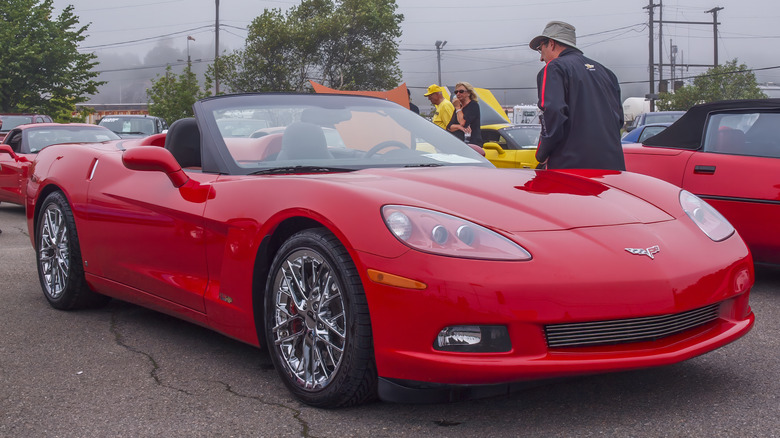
271, 249, 347, 391
38, 203, 70, 299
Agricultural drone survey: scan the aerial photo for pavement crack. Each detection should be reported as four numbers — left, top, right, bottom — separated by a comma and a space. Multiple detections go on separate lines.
109, 309, 192, 396
215, 380, 318, 438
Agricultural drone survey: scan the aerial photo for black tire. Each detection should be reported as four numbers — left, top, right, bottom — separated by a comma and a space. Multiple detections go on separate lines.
36, 191, 109, 310
265, 228, 376, 408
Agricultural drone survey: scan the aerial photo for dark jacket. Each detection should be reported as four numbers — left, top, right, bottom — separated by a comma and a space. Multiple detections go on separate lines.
447, 100, 483, 146
536, 48, 625, 170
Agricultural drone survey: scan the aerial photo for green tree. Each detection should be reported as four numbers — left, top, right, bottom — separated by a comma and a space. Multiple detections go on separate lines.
0, 0, 102, 120
146, 65, 206, 125
318, 0, 403, 90
657, 59, 767, 111
209, 0, 402, 93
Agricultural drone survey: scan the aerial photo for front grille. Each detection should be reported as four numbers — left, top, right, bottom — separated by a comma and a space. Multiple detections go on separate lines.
545, 303, 721, 348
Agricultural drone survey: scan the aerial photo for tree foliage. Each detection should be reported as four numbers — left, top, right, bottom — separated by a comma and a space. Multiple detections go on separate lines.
657, 60, 767, 111
0, 0, 103, 120
146, 65, 207, 125
208, 0, 403, 93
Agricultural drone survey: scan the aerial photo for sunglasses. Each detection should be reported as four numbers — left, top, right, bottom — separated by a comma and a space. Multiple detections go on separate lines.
455, 89, 468, 94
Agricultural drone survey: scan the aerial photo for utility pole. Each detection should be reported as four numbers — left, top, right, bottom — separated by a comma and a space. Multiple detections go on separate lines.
643, 1, 660, 111
647, 4, 723, 103
706, 7, 724, 66
435, 40, 447, 85
215, 0, 220, 95
658, 0, 663, 87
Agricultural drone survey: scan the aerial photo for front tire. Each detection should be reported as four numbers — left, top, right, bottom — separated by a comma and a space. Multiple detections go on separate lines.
265, 228, 376, 408
36, 191, 109, 310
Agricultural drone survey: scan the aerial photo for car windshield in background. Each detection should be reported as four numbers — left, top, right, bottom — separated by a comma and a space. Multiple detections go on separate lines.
644, 112, 684, 124
1, 116, 34, 131
25, 126, 120, 153
201, 94, 491, 172
216, 118, 270, 137
638, 125, 668, 143
501, 125, 541, 149
99, 117, 156, 135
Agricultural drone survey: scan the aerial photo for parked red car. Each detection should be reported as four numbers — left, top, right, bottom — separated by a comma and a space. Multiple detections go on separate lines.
624, 99, 780, 265
0, 123, 118, 205
0, 114, 54, 142
23, 93, 754, 407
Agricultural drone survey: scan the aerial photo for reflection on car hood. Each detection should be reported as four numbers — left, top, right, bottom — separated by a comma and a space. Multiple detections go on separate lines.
323, 167, 675, 232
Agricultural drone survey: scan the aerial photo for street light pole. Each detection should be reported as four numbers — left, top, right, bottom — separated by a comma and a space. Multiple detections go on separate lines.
186, 35, 195, 67
435, 40, 447, 85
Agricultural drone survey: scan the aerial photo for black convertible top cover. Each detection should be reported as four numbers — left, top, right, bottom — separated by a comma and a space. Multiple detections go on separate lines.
643, 98, 780, 149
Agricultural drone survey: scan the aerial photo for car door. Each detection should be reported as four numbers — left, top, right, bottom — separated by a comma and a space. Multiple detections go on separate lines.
0, 130, 28, 204
82, 156, 216, 312
681, 111, 780, 264
482, 126, 537, 168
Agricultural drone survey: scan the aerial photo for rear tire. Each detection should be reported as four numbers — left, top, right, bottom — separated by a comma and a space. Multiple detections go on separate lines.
36, 191, 109, 310
265, 228, 376, 408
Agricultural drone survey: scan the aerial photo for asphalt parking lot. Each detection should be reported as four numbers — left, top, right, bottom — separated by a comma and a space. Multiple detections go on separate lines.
1, 202, 778, 437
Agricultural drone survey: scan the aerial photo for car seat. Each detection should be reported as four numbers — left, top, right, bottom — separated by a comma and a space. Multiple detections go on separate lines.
277, 122, 333, 160
164, 118, 201, 168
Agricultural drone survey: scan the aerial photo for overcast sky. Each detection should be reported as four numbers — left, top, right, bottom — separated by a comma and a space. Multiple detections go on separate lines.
52, 0, 780, 107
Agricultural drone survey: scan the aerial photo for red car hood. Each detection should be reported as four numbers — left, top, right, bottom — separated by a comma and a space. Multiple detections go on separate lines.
327, 167, 674, 232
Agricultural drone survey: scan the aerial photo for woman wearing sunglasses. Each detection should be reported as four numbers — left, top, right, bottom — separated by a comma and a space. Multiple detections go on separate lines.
447, 82, 483, 146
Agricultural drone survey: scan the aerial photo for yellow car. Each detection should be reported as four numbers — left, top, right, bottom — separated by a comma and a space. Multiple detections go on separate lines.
481, 123, 540, 168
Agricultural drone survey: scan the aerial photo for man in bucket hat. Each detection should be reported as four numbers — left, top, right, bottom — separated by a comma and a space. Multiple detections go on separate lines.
424, 84, 455, 129
530, 21, 625, 170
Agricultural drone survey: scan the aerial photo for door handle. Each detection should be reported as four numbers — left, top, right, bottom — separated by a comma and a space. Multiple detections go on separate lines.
693, 165, 716, 175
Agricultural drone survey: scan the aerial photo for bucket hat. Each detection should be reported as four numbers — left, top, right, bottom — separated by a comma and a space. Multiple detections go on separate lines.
424, 84, 443, 96
529, 21, 578, 51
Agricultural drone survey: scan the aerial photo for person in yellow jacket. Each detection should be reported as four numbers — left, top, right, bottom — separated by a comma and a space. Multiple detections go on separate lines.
424, 84, 454, 129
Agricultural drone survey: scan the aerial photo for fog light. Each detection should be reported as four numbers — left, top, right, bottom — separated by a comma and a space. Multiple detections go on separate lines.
434, 325, 511, 352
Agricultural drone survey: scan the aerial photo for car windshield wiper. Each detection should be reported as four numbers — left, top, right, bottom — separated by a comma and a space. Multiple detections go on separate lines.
250, 166, 356, 175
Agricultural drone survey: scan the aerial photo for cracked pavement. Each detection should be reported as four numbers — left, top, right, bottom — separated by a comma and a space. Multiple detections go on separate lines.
2, 203, 780, 437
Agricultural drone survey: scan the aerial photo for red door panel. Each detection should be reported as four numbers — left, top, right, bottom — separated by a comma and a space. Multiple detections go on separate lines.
682, 152, 780, 264
0, 154, 27, 204
81, 157, 216, 312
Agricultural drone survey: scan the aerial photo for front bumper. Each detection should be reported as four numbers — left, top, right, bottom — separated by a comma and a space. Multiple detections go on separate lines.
356, 222, 754, 393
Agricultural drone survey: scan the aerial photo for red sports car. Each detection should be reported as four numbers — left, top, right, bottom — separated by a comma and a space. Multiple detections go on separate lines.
0, 123, 119, 206
25, 93, 754, 408
623, 99, 780, 265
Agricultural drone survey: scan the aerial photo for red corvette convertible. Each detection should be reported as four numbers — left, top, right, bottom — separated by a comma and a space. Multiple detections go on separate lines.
24, 94, 753, 407
0, 123, 119, 206
624, 99, 780, 265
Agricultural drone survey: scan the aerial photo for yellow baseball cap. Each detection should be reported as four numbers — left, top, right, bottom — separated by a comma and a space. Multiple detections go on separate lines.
424, 84, 442, 96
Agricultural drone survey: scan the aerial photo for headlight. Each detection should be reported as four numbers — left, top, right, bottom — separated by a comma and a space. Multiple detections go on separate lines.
381, 205, 532, 261
679, 190, 734, 242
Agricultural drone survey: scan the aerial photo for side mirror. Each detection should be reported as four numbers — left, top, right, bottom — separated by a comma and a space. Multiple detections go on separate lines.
0, 144, 27, 162
122, 146, 189, 188
467, 143, 486, 156
482, 142, 506, 154
0, 144, 18, 158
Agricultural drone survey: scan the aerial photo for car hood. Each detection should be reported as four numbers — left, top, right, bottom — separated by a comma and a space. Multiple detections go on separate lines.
325, 167, 675, 232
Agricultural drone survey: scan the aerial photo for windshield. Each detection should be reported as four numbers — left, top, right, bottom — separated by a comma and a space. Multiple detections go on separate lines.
99, 117, 156, 135
200, 94, 491, 172
25, 126, 120, 153
644, 112, 684, 125
502, 125, 540, 149
0, 116, 34, 131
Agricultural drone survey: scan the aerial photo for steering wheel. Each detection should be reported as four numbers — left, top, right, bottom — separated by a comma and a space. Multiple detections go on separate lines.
365, 140, 408, 158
